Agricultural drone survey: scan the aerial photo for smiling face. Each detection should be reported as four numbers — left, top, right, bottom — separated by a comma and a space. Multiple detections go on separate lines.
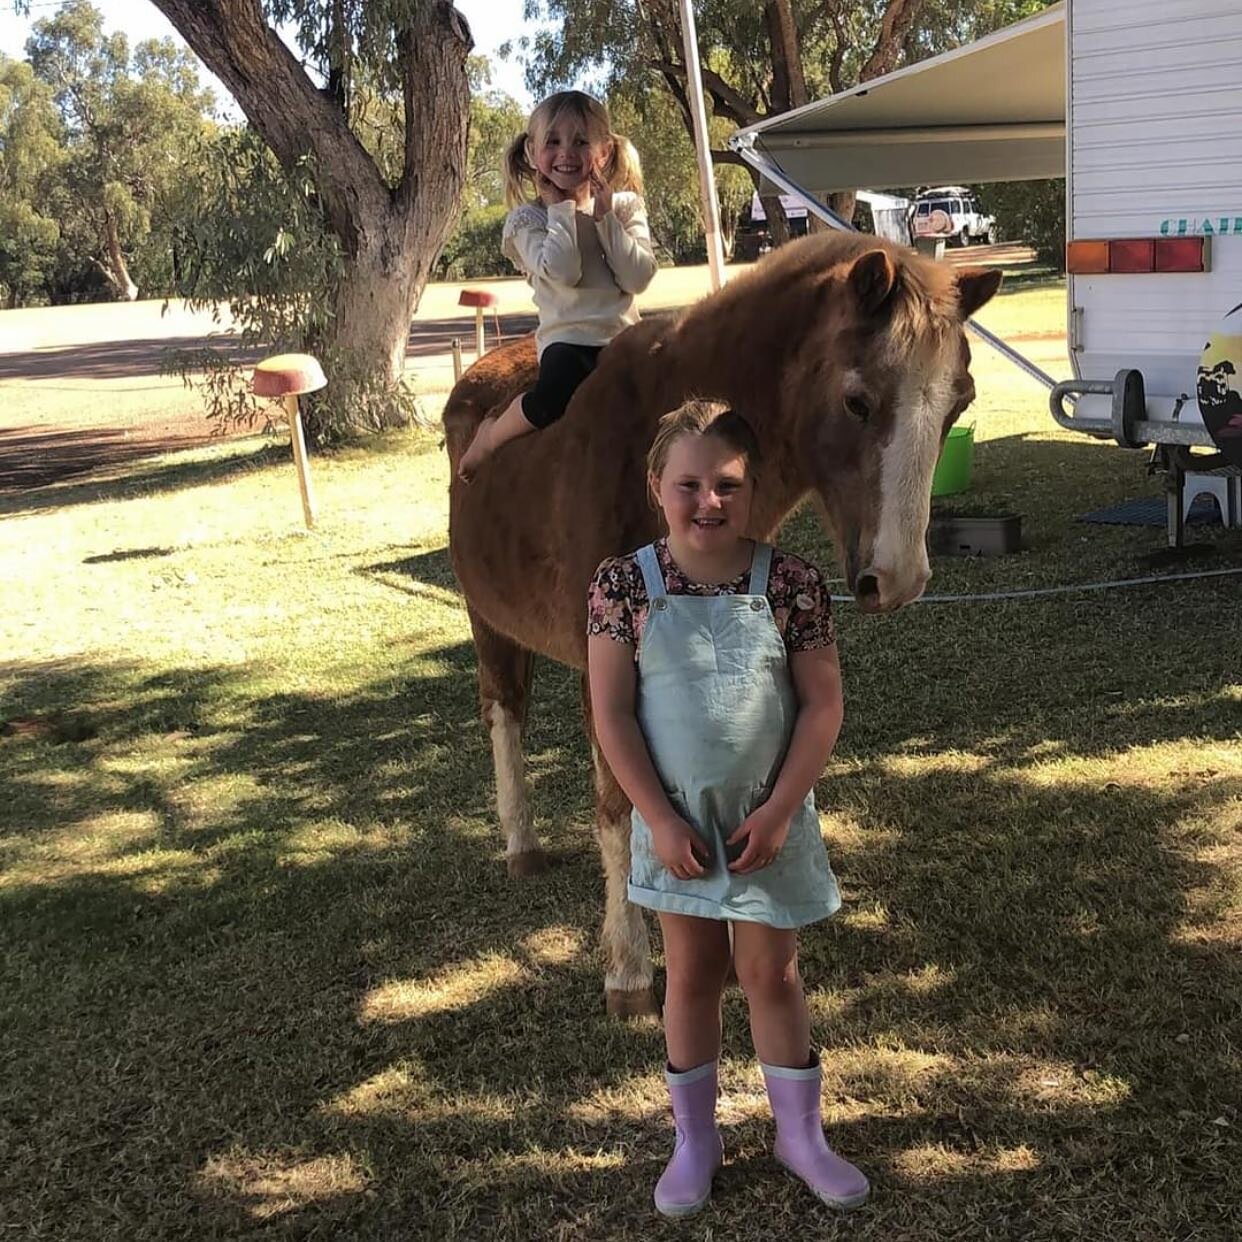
650, 433, 755, 558
530, 113, 611, 196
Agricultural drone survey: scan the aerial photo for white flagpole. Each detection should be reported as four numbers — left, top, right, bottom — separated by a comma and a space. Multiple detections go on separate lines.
678, 0, 727, 292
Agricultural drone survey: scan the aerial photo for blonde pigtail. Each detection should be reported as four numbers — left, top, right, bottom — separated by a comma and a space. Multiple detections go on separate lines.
503, 132, 538, 207
606, 133, 645, 197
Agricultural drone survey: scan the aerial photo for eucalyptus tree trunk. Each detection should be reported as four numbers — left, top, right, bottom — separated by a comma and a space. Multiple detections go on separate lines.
150, 0, 472, 438
101, 210, 138, 301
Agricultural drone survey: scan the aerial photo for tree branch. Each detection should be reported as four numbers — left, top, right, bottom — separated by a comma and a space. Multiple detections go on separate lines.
765, 0, 808, 112
148, 0, 390, 255
652, 59, 761, 128
398, 4, 472, 211
821, 0, 850, 94
859, 0, 929, 83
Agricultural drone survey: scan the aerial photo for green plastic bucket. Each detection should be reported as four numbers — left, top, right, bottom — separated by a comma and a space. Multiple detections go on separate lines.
931, 425, 974, 496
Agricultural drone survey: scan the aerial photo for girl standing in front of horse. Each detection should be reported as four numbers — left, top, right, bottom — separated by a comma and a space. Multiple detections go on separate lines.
587, 400, 869, 1218
457, 90, 658, 481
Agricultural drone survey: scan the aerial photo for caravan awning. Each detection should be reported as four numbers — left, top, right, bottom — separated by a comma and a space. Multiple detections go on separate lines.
730, 3, 1065, 194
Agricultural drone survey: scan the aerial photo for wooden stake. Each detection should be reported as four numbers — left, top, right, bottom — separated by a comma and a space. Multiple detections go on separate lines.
284, 392, 317, 529
452, 337, 463, 383
474, 307, 486, 360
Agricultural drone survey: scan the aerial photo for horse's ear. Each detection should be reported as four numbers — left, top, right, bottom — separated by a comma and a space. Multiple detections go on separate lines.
847, 249, 899, 317
956, 267, 1003, 320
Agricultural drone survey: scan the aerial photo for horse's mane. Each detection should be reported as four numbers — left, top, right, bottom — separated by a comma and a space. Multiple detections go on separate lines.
685, 230, 962, 359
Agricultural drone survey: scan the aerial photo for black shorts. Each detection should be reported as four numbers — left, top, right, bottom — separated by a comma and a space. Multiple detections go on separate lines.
521, 342, 603, 430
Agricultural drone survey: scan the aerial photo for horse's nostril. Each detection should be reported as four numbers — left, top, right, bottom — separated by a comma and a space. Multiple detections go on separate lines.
855, 572, 880, 605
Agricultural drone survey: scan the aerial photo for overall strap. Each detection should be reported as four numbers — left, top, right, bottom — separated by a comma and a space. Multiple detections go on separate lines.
749, 542, 774, 598
635, 543, 666, 601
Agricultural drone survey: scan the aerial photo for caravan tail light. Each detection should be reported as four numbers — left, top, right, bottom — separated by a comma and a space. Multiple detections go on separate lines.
1065, 240, 1109, 273
1154, 238, 1208, 272
1108, 239, 1154, 272
1067, 237, 1209, 274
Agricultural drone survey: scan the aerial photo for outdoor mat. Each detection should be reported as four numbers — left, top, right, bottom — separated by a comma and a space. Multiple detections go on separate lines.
1078, 495, 1225, 526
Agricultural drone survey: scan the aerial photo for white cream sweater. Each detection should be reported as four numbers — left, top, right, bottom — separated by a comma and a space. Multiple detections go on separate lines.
502, 192, 659, 357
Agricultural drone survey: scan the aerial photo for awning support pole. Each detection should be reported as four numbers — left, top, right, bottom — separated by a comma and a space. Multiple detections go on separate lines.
729, 133, 1060, 392
678, 0, 727, 292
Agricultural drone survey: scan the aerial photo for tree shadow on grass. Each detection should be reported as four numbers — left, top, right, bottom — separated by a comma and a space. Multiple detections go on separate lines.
364, 544, 460, 595
0, 334, 252, 383
0, 438, 287, 518
1, 563, 1239, 1236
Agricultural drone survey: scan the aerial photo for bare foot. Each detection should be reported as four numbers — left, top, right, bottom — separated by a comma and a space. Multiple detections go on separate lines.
457, 420, 493, 483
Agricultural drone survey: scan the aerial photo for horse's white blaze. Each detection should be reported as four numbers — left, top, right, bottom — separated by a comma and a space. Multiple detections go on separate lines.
490, 706, 538, 858
871, 345, 956, 605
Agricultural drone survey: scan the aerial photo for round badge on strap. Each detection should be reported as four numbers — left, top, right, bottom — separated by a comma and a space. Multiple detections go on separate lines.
1197, 302, 1242, 468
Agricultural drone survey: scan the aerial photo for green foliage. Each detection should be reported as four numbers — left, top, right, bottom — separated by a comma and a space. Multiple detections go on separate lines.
986, 179, 1066, 269
517, 0, 1065, 258
163, 124, 423, 443
434, 204, 510, 281
161, 125, 347, 435
0, 56, 64, 306
608, 77, 751, 265
522, 0, 1063, 105
22, 0, 215, 302
464, 56, 527, 209
429, 59, 527, 279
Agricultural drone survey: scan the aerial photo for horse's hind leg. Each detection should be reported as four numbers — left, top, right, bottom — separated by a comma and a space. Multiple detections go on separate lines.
588, 703, 658, 1018
467, 605, 544, 877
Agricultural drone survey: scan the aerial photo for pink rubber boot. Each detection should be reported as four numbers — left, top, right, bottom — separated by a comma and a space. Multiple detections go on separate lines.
654, 1061, 723, 1218
761, 1056, 870, 1210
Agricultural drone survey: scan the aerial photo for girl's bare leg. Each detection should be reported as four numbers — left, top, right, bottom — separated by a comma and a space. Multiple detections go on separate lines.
658, 912, 732, 1069
738, 922, 870, 1208
731, 922, 810, 1067
458, 394, 536, 481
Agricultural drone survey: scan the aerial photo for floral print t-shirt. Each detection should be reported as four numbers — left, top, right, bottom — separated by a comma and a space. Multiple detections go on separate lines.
587, 538, 835, 657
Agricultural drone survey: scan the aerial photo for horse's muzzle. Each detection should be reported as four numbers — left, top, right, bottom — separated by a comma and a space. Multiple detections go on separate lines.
853, 565, 930, 613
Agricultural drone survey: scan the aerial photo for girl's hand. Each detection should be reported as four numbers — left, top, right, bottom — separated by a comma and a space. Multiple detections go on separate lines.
726, 803, 791, 874
650, 815, 711, 881
591, 171, 613, 220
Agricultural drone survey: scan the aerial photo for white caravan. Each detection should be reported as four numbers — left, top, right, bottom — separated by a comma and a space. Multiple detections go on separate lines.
729, 0, 1242, 544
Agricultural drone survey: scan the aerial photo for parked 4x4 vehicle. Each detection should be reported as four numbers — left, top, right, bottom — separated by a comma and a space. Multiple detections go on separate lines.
911, 187, 995, 247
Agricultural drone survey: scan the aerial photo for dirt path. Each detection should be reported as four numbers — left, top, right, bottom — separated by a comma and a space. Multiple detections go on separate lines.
0, 287, 542, 491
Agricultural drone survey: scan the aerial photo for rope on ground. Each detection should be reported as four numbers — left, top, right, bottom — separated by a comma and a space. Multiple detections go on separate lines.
830, 566, 1242, 605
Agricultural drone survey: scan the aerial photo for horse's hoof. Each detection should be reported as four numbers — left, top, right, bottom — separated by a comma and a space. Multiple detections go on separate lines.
506, 849, 547, 879
606, 986, 660, 1020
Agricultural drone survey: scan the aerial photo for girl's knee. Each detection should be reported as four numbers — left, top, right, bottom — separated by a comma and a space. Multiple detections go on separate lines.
733, 940, 801, 1002
665, 974, 727, 1017
660, 919, 731, 1000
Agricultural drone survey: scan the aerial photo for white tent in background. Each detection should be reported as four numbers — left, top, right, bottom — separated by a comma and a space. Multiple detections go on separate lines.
749, 191, 911, 245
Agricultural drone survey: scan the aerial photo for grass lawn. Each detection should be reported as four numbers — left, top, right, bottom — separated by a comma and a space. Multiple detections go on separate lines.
2, 278, 1240, 1240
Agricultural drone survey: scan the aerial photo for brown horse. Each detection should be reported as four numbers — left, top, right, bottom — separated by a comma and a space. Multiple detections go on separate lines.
444, 231, 1001, 1017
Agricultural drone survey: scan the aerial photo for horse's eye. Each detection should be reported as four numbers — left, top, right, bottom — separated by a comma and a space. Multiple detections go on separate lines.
844, 394, 871, 423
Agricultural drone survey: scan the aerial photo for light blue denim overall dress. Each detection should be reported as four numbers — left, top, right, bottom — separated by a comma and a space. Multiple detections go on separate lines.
626, 541, 841, 928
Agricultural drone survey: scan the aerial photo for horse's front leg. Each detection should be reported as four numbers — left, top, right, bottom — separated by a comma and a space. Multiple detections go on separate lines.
592, 742, 658, 1018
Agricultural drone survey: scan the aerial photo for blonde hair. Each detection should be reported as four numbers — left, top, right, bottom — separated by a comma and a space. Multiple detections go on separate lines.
647, 400, 762, 507
503, 90, 645, 208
